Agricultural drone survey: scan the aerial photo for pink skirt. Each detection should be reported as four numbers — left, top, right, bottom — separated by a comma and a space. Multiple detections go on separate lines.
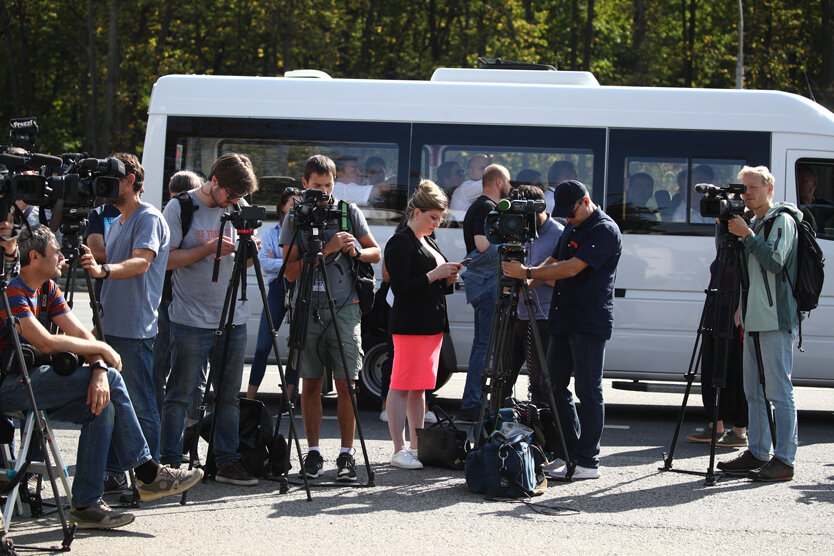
390, 333, 443, 390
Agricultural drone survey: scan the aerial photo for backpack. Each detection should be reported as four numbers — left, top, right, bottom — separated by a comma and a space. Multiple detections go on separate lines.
162, 191, 198, 302
337, 200, 376, 314
763, 208, 825, 351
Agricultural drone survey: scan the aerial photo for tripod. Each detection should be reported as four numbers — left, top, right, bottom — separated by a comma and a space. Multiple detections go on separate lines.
181, 211, 311, 501
279, 225, 374, 488
0, 243, 75, 550
472, 244, 573, 479
661, 225, 776, 485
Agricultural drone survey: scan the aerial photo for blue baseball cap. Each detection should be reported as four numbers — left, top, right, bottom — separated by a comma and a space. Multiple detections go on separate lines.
553, 180, 589, 217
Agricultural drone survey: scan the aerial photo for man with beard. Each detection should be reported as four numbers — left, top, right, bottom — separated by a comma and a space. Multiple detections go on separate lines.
81, 152, 170, 491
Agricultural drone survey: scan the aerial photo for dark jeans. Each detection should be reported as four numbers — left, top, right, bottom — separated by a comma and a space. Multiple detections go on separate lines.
501, 319, 550, 404
249, 278, 297, 389
700, 328, 748, 428
547, 333, 606, 469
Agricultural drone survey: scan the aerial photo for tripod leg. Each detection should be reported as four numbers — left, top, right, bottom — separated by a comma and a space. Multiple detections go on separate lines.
316, 253, 374, 487
750, 332, 777, 449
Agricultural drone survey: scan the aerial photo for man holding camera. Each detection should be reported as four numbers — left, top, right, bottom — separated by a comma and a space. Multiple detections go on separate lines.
80, 153, 169, 492
160, 153, 259, 486
717, 166, 800, 481
0, 225, 202, 529
458, 164, 511, 422
280, 154, 380, 481
503, 180, 622, 479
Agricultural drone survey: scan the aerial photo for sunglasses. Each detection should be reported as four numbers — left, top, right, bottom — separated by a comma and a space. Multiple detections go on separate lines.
455, 169, 466, 177
567, 199, 583, 219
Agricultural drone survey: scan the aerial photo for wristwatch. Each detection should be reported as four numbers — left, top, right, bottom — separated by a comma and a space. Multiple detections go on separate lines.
102, 264, 111, 279
526, 267, 532, 279
91, 360, 107, 372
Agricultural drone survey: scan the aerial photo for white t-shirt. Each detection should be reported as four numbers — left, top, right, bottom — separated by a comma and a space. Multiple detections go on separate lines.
449, 179, 483, 221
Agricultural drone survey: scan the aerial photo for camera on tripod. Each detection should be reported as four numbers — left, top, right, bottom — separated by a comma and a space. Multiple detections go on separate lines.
224, 205, 266, 231
697, 183, 746, 220
290, 188, 341, 231
485, 188, 545, 245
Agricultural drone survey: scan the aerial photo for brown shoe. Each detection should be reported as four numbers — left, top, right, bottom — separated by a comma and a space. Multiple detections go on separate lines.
717, 450, 768, 472
216, 461, 258, 486
748, 458, 794, 482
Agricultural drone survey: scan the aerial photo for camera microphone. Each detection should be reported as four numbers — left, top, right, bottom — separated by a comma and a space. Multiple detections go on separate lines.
27, 153, 63, 169
497, 198, 512, 211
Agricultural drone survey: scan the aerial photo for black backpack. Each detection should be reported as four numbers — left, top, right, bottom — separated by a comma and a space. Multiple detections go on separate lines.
162, 191, 198, 302
338, 200, 376, 314
763, 208, 825, 350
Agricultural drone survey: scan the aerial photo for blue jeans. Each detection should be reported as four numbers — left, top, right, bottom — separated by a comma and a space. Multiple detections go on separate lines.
249, 278, 295, 388
461, 275, 497, 411
152, 300, 206, 419
0, 365, 151, 508
105, 336, 159, 471
743, 330, 798, 467
161, 322, 246, 469
547, 333, 606, 469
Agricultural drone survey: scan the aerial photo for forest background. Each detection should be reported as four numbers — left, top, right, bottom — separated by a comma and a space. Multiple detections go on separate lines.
2, 0, 833, 157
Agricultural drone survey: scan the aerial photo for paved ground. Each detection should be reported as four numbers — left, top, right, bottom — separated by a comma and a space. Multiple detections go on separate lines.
4, 366, 832, 555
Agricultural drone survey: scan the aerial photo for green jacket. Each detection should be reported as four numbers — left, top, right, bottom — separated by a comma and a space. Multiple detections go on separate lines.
740, 202, 802, 332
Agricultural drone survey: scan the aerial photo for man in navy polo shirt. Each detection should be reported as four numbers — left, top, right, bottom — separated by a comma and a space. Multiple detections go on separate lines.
503, 180, 621, 479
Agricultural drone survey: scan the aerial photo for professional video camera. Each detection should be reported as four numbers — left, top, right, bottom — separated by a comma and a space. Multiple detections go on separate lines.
290, 188, 342, 231
697, 183, 746, 220
223, 205, 266, 231
485, 188, 545, 246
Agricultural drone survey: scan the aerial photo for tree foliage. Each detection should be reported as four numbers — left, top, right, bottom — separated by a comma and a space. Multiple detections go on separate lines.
1, 0, 832, 156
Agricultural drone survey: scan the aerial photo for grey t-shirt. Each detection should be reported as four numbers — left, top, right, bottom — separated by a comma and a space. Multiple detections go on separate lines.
278, 198, 370, 309
163, 191, 250, 328
101, 203, 170, 338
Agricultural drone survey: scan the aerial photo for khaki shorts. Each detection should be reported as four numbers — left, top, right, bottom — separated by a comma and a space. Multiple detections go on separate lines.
297, 303, 363, 381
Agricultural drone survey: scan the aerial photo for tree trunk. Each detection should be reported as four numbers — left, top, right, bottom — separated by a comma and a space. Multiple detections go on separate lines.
13, 0, 32, 115
583, 0, 595, 71
735, 0, 744, 89
0, 2, 21, 116
86, 0, 100, 154
631, 0, 646, 78
282, 0, 293, 72
821, 0, 834, 106
569, 0, 579, 69
103, 0, 120, 153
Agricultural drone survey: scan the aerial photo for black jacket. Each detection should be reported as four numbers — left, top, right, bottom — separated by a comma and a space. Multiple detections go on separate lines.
384, 227, 453, 335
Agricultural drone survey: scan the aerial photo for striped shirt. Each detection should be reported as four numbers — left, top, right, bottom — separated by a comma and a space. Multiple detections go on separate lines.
0, 278, 70, 357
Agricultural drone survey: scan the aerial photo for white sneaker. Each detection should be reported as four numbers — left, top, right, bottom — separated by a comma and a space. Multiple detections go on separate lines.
391, 448, 423, 469
542, 458, 567, 473
424, 411, 438, 425
379, 410, 388, 423
545, 463, 600, 480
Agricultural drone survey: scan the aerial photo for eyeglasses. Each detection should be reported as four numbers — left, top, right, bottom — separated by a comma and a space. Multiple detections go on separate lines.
222, 185, 245, 200
455, 170, 466, 177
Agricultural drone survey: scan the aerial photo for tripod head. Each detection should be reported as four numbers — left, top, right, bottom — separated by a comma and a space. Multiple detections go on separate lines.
211, 205, 266, 282
499, 242, 528, 290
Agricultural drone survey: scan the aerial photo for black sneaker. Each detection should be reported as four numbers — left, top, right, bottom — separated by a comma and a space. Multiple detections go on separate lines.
748, 457, 794, 482
216, 461, 258, 487
302, 450, 324, 479
70, 500, 134, 530
103, 473, 128, 494
717, 450, 768, 472
336, 451, 357, 482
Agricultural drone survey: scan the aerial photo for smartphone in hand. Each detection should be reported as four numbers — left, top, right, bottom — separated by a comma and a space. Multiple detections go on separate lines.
459, 257, 472, 265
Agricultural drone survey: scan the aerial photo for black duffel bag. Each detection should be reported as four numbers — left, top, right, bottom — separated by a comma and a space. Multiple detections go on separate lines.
416, 406, 468, 470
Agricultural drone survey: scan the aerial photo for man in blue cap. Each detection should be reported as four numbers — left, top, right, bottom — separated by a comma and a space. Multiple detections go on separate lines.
502, 180, 621, 479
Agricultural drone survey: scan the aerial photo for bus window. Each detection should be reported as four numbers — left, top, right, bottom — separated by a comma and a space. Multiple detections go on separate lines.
796, 159, 834, 240
608, 129, 769, 235
420, 144, 596, 222
164, 117, 411, 224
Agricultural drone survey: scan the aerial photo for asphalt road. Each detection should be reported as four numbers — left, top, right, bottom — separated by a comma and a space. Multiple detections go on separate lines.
5, 368, 833, 555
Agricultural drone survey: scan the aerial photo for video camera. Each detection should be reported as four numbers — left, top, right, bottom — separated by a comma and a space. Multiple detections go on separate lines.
697, 183, 746, 220
290, 188, 342, 231
485, 188, 545, 245
223, 205, 266, 231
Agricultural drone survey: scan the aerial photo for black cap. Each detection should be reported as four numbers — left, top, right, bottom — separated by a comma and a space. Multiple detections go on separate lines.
553, 180, 589, 217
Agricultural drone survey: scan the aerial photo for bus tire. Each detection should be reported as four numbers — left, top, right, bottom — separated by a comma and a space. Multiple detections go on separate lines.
358, 340, 388, 409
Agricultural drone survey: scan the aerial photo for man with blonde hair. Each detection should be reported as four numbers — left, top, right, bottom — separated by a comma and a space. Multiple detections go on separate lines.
718, 165, 801, 482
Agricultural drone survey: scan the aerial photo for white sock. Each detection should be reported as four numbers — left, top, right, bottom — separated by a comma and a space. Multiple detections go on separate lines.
308, 446, 320, 453
340, 447, 352, 454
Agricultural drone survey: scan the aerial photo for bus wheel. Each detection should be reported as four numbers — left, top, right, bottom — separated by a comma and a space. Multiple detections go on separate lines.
358, 341, 388, 408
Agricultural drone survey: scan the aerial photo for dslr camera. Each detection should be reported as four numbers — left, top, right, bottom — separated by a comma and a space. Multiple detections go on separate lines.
290, 188, 341, 231
697, 183, 746, 220
485, 188, 545, 246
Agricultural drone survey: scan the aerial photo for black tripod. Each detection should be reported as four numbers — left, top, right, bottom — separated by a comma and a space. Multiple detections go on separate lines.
56, 217, 142, 506
0, 243, 75, 550
279, 225, 374, 488
181, 209, 312, 501
472, 244, 573, 479
661, 225, 776, 485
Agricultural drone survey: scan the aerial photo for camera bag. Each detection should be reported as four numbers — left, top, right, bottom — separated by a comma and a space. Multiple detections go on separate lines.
338, 200, 376, 314
465, 422, 544, 498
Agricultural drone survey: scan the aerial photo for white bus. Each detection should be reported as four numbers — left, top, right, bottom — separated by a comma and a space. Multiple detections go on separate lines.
142, 67, 834, 405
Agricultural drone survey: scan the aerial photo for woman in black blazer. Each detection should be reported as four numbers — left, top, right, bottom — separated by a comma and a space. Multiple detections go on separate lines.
384, 180, 461, 470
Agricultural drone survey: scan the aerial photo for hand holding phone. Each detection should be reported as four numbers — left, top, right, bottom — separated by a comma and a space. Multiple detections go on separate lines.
459, 257, 472, 265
